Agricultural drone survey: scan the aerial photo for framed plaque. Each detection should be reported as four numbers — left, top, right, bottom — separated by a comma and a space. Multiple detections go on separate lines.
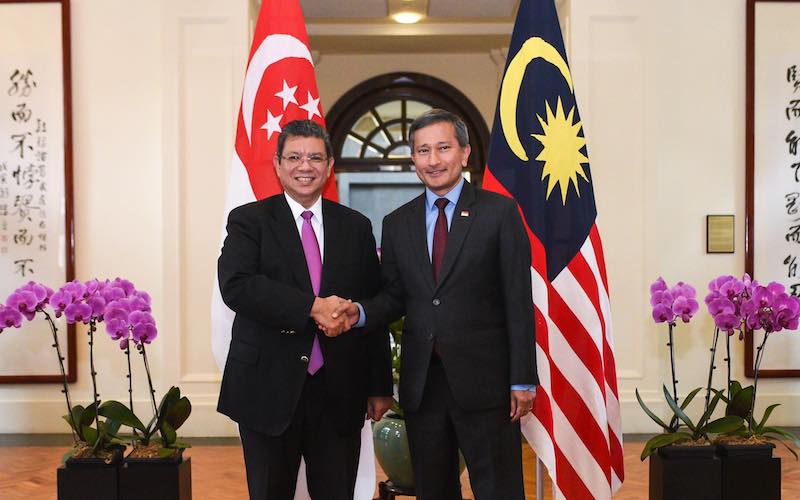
745, 0, 800, 377
0, 0, 76, 383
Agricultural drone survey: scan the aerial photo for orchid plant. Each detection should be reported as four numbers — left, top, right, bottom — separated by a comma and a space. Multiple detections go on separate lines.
638, 277, 746, 459
0, 278, 190, 460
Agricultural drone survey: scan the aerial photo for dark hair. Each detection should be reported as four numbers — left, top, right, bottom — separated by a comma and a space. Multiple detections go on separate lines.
408, 108, 470, 152
276, 120, 334, 159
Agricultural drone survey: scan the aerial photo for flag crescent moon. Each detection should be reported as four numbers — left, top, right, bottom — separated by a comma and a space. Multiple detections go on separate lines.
242, 34, 314, 143
499, 37, 574, 161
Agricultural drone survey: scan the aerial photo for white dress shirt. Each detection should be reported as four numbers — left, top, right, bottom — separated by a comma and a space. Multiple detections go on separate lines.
284, 192, 324, 261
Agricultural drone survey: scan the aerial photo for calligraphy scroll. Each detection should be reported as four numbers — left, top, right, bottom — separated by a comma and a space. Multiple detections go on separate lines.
746, 0, 800, 377
0, 0, 75, 383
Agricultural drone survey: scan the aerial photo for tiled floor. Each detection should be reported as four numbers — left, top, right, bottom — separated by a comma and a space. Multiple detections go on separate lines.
1, 436, 798, 499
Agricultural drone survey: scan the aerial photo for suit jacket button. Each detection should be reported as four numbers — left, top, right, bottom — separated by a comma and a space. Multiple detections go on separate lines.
432, 298, 441, 306
427, 333, 434, 341
288, 330, 296, 335
280, 329, 287, 334
300, 355, 309, 363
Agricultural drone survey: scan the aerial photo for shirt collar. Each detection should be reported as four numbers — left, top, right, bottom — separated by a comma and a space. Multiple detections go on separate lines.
284, 192, 323, 223
425, 177, 465, 211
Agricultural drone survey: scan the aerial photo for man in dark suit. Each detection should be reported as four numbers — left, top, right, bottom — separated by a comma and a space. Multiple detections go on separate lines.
334, 109, 538, 499
217, 119, 393, 499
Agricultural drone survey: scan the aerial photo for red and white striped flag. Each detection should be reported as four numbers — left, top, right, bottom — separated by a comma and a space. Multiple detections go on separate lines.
482, 0, 623, 497
210, 1, 375, 498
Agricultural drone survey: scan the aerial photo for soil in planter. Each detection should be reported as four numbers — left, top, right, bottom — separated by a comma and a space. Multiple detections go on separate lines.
715, 435, 770, 446
127, 442, 181, 459
69, 442, 121, 464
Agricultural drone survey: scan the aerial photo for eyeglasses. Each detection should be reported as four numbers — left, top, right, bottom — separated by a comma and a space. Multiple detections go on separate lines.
280, 154, 329, 167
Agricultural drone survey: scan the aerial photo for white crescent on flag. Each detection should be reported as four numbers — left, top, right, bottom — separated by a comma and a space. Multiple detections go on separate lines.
242, 34, 313, 142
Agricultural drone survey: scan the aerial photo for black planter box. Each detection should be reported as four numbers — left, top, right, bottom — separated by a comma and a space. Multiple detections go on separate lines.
718, 444, 780, 500
649, 446, 721, 500
119, 456, 191, 500
57, 447, 124, 500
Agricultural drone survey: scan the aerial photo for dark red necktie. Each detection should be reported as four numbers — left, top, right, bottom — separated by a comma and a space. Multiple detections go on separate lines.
432, 198, 449, 282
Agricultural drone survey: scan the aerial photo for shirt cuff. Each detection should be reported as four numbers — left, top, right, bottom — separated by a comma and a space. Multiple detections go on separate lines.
354, 302, 366, 328
511, 384, 536, 393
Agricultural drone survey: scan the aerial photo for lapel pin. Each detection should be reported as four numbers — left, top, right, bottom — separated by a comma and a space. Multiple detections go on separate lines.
460, 210, 470, 217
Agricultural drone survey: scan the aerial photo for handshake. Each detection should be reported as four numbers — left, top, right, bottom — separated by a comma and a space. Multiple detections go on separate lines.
310, 296, 361, 337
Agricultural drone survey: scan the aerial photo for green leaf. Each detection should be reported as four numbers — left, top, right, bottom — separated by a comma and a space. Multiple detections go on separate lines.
158, 387, 181, 417
81, 425, 98, 446
703, 415, 745, 434
161, 420, 177, 446
764, 436, 799, 460
78, 402, 98, 429
61, 448, 75, 464
173, 439, 192, 449
680, 387, 703, 410
711, 388, 730, 405
104, 418, 122, 438
726, 385, 754, 418
762, 426, 798, 441
640, 432, 693, 461
697, 391, 724, 431
98, 400, 146, 432
729, 380, 743, 398
635, 388, 670, 430
756, 404, 781, 434
663, 385, 696, 432
164, 397, 191, 430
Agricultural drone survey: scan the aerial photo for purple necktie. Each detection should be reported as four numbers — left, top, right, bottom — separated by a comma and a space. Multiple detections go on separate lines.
301, 210, 324, 375
432, 198, 449, 282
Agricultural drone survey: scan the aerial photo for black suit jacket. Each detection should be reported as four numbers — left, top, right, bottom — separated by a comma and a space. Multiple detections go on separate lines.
362, 181, 537, 413
216, 194, 392, 436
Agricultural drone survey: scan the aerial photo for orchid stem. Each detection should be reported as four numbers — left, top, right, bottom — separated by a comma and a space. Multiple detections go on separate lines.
139, 343, 159, 422
668, 322, 679, 405
749, 331, 770, 435
43, 311, 76, 441
704, 327, 720, 416
725, 333, 732, 399
125, 342, 138, 439
88, 320, 101, 444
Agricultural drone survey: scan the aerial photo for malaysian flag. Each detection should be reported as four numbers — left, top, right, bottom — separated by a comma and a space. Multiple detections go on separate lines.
482, 0, 624, 497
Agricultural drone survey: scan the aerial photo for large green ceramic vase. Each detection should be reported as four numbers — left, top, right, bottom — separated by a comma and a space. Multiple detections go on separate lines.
372, 415, 415, 488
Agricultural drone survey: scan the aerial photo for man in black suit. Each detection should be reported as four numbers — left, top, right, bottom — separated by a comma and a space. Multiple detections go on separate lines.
334, 109, 538, 499
217, 120, 393, 499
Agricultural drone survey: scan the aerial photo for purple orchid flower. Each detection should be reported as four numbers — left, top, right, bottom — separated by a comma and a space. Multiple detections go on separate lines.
0, 306, 23, 332
132, 321, 157, 344
714, 313, 740, 335
64, 302, 93, 324
672, 295, 699, 323
6, 291, 39, 321
48, 290, 74, 318
650, 277, 668, 294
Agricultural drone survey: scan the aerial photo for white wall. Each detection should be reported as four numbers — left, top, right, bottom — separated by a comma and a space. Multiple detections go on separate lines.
1, 0, 797, 437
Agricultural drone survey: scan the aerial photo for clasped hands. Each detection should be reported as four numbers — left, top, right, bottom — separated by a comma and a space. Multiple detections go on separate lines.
310, 296, 360, 337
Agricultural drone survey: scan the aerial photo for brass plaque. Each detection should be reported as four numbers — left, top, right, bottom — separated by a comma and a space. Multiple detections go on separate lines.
706, 215, 735, 253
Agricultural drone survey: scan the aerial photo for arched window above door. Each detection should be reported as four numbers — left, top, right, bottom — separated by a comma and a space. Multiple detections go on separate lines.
326, 72, 490, 185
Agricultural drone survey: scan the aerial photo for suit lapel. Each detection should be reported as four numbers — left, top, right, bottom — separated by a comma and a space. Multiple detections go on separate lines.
268, 195, 314, 294
408, 194, 435, 292
320, 200, 342, 296
436, 181, 476, 291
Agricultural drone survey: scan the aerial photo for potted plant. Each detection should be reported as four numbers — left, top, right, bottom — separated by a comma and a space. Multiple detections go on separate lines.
0, 278, 193, 500
705, 276, 799, 500
372, 319, 415, 490
638, 278, 727, 500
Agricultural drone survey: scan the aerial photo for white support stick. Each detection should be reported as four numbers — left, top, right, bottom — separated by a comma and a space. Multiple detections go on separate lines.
536, 457, 545, 500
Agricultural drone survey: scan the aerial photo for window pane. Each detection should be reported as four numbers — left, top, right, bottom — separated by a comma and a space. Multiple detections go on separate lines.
387, 144, 411, 159
406, 100, 432, 120
375, 100, 402, 122
342, 135, 363, 158
371, 129, 391, 149
363, 145, 382, 158
387, 123, 405, 142
352, 112, 378, 138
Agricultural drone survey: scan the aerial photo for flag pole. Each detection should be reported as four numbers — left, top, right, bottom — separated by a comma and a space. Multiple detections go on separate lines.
536, 457, 545, 500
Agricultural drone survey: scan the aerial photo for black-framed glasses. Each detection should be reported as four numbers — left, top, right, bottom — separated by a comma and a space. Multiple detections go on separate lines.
280, 154, 329, 167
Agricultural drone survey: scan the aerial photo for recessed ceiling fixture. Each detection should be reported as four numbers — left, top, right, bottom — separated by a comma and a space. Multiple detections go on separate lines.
388, 0, 428, 24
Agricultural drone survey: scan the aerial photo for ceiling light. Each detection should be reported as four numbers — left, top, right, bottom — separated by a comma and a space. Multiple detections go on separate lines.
392, 11, 423, 24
